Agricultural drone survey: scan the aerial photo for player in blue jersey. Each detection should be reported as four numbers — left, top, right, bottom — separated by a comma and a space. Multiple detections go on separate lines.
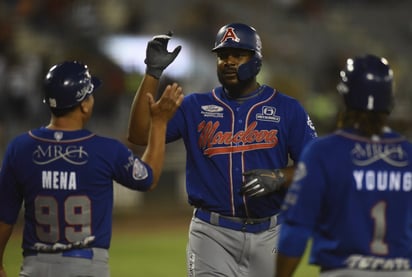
276, 54, 412, 277
0, 60, 183, 277
128, 23, 317, 276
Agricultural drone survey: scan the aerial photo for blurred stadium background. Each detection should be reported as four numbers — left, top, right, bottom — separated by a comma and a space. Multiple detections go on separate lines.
0, 0, 411, 274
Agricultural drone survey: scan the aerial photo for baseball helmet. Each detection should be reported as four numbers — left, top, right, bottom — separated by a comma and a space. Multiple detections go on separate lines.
44, 61, 101, 109
212, 23, 262, 80
337, 54, 394, 113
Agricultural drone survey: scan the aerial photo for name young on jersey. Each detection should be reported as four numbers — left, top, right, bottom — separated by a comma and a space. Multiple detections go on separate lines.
353, 170, 412, 191
351, 142, 411, 191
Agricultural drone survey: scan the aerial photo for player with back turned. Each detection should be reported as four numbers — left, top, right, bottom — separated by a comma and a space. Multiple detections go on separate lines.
276, 54, 412, 277
128, 23, 317, 276
0, 61, 183, 277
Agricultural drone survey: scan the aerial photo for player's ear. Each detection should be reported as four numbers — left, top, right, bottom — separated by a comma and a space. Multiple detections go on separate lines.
79, 96, 93, 114
79, 100, 88, 114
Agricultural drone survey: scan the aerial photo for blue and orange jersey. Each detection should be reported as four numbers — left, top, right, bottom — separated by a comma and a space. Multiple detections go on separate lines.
166, 85, 317, 218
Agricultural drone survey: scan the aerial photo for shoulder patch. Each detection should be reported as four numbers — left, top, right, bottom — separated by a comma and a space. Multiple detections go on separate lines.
132, 158, 148, 180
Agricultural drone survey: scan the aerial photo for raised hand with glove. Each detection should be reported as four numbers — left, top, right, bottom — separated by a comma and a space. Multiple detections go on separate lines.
145, 31, 182, 79
241, 169, 286, 198
128, 31, 182, 145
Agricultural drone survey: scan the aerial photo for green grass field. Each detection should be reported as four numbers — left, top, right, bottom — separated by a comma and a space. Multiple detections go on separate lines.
3, 227, 319, 276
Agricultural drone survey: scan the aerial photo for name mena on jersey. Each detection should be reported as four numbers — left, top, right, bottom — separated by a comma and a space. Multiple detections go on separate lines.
42, 171, 77, 190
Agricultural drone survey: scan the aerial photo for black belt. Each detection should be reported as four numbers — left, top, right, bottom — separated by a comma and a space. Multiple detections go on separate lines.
23, 248, 94, 259
194, 208, 278, 233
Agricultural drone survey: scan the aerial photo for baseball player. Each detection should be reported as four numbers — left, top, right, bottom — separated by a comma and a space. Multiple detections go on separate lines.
0, 61, 183, 277
128, 23, 317, 276
276, 54, 412, 277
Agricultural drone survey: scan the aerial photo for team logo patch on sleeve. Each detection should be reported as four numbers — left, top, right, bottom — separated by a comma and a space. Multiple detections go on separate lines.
132, 158, 148, 180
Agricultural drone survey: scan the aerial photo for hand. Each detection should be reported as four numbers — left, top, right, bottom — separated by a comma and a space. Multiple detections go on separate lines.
148, 83, 183, 122
241, 169, 285, 198
145, 31, 182, 79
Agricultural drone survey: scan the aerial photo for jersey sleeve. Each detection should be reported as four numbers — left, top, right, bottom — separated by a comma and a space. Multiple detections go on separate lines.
278, 139, 325, 256
111, 142, 153, 191
0, 142, 24, 224
287, 100, 317, 163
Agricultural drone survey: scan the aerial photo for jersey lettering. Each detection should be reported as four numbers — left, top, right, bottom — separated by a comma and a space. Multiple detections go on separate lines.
198, 121, 278, 156
42, 171, 77, 190
353, 170, 412, 191
346, 254, 410, 270
351, 143, 408, 167
33, 145, 88, 165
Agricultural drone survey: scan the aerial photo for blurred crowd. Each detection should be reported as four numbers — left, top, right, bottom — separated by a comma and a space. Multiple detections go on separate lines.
1, 0, 412, 158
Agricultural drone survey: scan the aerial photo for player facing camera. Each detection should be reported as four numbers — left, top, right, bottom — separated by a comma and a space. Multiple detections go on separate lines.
212, 22, 262, 82
128, 22, 317, 277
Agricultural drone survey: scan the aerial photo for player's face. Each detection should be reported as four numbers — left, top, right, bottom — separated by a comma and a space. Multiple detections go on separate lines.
216, 48, 253, 87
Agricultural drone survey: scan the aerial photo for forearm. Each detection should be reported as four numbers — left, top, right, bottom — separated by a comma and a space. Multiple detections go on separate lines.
275, 253, 302, 277
139, 81, 183, 190
0, 222, 13, 274
127, 74, 160, 145
140, 119, 167, 190
281, 166, 296, 189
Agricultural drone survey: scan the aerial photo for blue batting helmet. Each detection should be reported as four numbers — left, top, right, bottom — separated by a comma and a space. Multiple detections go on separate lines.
337, 54, 394, 113
212, 23, 262, 80
44, 61, 101, 109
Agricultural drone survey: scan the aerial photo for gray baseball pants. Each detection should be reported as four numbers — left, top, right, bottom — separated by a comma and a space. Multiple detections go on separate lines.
19, 248, 109, 277
186, 212, 280, 277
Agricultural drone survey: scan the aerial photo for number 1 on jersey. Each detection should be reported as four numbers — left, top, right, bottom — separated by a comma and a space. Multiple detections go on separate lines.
370, 201, 388, 255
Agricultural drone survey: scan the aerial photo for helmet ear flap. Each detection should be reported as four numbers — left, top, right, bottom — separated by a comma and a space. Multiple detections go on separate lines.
238, 54, 262, 81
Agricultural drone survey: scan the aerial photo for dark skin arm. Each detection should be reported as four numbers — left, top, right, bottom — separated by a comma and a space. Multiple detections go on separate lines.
275, 253, 302, 277
127, 74, 161, 146
280, 166, 296, 189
